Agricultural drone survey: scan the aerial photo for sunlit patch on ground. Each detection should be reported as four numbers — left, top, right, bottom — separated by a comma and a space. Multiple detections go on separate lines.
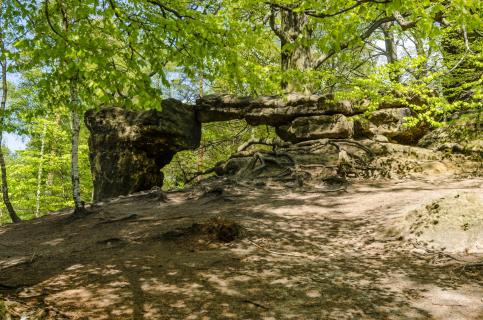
0, 177, 482, 319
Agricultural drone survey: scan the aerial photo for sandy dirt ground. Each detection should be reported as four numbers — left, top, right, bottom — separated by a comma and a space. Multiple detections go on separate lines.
0, 175, 482, 319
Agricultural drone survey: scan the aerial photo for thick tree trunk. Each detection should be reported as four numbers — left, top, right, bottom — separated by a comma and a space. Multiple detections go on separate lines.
35, 122, 48, 217
69, 80, 85, 216
277, 9, 313, 92
281, 42, 313, 92
281, 40, 312, 73
0, 43, 21, 223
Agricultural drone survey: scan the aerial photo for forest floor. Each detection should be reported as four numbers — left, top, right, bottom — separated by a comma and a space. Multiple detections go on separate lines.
0, 175, 482, 319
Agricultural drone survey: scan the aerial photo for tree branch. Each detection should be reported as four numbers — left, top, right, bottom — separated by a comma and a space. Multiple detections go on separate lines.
393, 11, 417, 30
44, 0, 69, 42
304, 1, 364, 19
269, 6, 289, 42
267, 0, 391, 19
314, 15, 396, 69
147, 0, 193, 20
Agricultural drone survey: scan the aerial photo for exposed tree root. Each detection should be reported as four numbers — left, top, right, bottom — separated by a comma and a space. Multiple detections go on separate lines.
185, 137, 375, 185
241, 299, 269, 310
409, 240, 483, 270
0, 284, 22, 291
457, 260, 483, 271
185, 166, 218, 184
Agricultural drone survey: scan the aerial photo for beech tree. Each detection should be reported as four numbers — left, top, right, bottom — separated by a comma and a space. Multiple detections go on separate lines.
0, 0, 21, 223
0, 0, 480, 222
11, 0, 165, 215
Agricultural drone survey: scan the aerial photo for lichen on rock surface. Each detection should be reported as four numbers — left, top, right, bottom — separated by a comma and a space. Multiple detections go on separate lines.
388, 192, 483, 254
85, 99, 201, 201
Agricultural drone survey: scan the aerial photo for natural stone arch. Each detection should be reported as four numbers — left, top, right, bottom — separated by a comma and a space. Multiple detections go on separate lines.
85, 94, 427, 200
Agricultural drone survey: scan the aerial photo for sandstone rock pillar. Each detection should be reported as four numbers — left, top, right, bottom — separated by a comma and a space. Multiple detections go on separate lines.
85, 99, 201, 201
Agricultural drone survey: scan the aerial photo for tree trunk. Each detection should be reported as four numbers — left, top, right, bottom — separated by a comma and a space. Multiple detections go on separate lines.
45, 114, 62, 194
413, 34, 429, 79
275, 8, 313, 92
35, 121, 48, 217
69, 80, 85, 216
56, 1, 85, 216
382, 23, 400, 82
197, 69, 204, 180
0, 41, 21, 223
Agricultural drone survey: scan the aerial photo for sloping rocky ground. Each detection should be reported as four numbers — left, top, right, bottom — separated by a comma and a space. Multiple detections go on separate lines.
387, 192, 483, 254
1, 95, 481, 319
0, 175, 481, 320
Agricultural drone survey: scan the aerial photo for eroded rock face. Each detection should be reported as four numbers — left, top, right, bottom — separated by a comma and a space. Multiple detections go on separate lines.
418, 113, 482, 157
85, 99, 201, 201
196, 94, 355, 126
367, 108, 427, 144
196, 94, 428, 144
276, 115, 354, 142
85, 95, 431, 201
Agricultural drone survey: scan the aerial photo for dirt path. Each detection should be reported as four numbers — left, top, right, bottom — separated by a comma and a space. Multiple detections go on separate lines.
0, 176, 482, 319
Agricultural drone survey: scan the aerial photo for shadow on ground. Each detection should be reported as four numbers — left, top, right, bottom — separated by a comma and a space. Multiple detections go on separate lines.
0, 177, 482, 319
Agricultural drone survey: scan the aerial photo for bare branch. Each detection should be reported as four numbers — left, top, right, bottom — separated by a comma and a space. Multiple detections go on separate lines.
147, 0, 193, 20
44, 0, 69, 42
393, 11, 417, 30
314, 15, 395, 69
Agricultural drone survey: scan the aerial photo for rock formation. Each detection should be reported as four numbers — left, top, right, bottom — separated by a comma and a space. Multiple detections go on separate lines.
196, 94, 427, 144
85, 99, 201, 201
418, 112, 482, 157
85, 93, 430, 200
275, 114, 354, 142
196, 94, 355, 126
362, 108, 428, 145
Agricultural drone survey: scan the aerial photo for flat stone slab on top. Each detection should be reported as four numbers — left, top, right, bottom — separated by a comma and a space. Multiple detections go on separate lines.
196, 93, 356, 126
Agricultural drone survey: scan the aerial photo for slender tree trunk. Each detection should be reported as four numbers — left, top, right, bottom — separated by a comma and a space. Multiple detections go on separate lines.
382, 23, 400, 82
45, 114, 62, 193
0, 44, 20, 223
382, 24, 397, 64
56, 1, 85, 216
35, 121, 48, 217
197, 69, 204, 180
69, 79, 85, 216
413, 35, 429, 79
